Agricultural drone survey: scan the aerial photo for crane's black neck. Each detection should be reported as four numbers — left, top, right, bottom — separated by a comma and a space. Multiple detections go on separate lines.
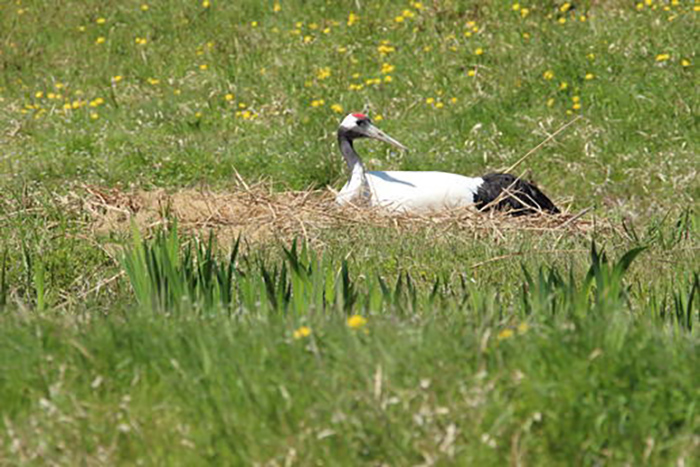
337, 131, 365, 172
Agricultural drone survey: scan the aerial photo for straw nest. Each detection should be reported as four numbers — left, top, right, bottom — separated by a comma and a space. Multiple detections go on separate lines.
74, 179, 608, 247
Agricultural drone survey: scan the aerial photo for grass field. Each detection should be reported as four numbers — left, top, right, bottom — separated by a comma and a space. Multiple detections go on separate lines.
1, 0, 698, 465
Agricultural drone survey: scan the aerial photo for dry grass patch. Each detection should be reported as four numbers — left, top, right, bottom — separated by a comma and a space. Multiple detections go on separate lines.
76, 182, 611, 247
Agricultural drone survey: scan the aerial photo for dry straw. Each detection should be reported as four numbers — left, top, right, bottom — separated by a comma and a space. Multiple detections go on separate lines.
76, 178, 606, 248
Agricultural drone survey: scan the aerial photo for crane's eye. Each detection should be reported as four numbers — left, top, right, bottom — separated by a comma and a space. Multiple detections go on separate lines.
357, 119, 367, 126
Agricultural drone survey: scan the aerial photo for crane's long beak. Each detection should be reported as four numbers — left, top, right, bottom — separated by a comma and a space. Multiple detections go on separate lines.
365, 124, 408, 151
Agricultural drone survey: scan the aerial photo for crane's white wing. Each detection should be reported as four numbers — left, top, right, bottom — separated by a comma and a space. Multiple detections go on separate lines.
365, 171, 484, 213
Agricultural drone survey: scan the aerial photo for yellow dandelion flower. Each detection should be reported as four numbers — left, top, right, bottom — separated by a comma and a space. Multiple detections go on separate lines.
35, 91, 43, 99
560, 2, 572, 12
497, 329, 514, 340
435, 102, 444, 109
347, 12, 359, 26
572, 95, 580, 103
147, 77, 160, 85
273, 3, 281, 12
523, 32, 530, 39
636, 3, 644, 10
202, 0, 210, 8
309, 23, 318, 30
303, 35, 314, 43
251, 21, 258, 27
78, 26, 86, 32
323, 27, 331, 34
238, 102, 247, 109
141, 4, 149, 11
90, 112, 99, 120
573, 103, 581, 110
681, 59, 690, 67
412, 2, 424, 10
450, 97, 458, 104
585, 73, 595, 80
521, 8, 530, 17
199, 64, 208, 70
95, 37, 106, 45
394, 16, 405, 23
559, 82, 568, 90
225, 93, 234, 101
331, 104, 344, 113
337, 46, 347, 53
96, 17, 106, 24
374, 115, 383, 121
112, 75, 123, 83
512, 3, 520, 10
543, 70, 554, 80
310, 99, 325, 107
655, 53, 670, 62
381, 63, 395, 74
195, 111, 203, 118
55, 83, 64, 90
173, 89, 181, 95
587, 53, 596, 60
47, 92, 56, 99
474, 47, 484, 55
518, 323, 529, 334
464, 31, 472, 38
579, 15, 587, 22
17, 8, 26, 15
347, 315, 367, 329
384, 75, 393, 83
293, 326, 312, 340
377, 44, 396, 55
467, 69, 476, 77
426, 97, 435, 104
316, 67, 331, 80
546, 98, 555, 107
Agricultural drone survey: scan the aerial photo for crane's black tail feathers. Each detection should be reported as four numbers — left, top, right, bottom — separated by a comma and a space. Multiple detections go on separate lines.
474, 173, 559, 216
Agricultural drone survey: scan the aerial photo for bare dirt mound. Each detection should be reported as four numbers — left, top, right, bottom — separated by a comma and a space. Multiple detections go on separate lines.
77, 183, 602, 244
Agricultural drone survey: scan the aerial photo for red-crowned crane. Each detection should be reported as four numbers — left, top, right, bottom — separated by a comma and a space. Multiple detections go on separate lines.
335, 113, 559, 215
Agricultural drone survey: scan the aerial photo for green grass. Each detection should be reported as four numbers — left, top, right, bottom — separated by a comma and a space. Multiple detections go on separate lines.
1, 0, 697, 207
0, 0, 698, 464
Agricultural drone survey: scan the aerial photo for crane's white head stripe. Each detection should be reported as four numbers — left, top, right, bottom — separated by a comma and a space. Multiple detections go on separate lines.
340, 113, 367, 130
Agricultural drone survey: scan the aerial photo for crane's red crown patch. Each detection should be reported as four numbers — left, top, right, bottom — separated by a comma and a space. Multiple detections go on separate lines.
352, 113, 367, 119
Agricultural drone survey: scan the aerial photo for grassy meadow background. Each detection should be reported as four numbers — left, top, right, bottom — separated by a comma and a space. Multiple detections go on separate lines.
0, 0, 698, 465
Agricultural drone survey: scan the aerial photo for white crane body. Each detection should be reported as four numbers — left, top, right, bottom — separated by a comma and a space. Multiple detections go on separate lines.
334, 113, 559, 216
337, 169, 484, 213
